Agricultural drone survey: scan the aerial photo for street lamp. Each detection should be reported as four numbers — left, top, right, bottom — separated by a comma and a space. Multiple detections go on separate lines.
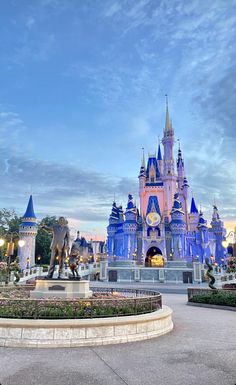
0, 239, 5, 247
222, 230, 235, 249
18, 240, 25, 248
1, 233, 25, 284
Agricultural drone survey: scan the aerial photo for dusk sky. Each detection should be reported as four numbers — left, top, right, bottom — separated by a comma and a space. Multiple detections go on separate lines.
0, 0, 236, 240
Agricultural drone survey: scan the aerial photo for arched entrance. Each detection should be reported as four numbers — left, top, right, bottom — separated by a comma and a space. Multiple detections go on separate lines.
145, 246, 164, 267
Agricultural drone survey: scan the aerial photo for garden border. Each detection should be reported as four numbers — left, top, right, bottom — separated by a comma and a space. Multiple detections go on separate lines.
0, 305, 173, 348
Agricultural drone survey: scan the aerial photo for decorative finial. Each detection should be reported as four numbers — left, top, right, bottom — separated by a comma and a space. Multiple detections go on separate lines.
177, 138, 181, 150
165, 94, 168, 108
141, 147, 145, 167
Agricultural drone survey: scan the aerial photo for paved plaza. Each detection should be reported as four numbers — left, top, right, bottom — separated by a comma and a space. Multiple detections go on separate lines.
0, 293, 235, 385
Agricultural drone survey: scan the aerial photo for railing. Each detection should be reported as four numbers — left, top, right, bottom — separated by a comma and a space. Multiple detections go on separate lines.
0, 287, 162, 319
15, 263, 101, 284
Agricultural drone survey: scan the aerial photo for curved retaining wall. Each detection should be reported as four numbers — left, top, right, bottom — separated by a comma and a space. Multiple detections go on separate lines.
0, 305, 173, 348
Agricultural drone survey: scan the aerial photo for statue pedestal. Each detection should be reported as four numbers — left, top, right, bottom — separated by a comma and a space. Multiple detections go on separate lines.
30, 279, 92, 299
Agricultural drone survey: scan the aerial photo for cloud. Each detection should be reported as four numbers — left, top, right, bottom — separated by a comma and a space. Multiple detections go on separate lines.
0, 149, 137, 221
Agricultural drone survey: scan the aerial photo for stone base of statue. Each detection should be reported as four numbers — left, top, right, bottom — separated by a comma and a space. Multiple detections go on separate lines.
30, 279, 92, 299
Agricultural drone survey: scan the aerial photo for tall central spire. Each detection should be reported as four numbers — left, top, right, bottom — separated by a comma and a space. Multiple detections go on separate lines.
164, 94, 172, 133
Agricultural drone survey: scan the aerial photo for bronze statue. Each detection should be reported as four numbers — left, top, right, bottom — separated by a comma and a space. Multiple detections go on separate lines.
42, 217, 70, 279
68, 242, 81, 279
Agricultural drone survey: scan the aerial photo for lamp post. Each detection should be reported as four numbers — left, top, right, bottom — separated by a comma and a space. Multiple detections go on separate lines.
0, 233, 25, 284
222, 229, 236, 266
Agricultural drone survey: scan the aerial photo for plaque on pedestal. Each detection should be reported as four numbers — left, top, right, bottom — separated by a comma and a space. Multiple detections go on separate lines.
30, 279, 92, 299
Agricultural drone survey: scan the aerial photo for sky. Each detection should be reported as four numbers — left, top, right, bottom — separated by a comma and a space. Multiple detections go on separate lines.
0, 0, 236, 240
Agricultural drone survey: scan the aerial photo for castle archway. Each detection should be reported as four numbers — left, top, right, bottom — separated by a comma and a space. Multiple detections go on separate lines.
145, 246, 164, 267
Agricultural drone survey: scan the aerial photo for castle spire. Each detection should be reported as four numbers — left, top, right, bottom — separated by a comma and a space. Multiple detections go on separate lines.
164, 94, 172, 133
22, 195, 36, 219
157, 143, 162, 161
139, 147, 146, 178
141, 147, 145, 167
190, 197, 198, 214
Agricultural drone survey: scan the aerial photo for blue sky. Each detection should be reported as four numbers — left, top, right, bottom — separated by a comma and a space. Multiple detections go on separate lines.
0, 0, 236, 239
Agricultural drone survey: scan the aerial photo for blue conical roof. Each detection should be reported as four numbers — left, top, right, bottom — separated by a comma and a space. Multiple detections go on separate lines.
23, 195, 36, 219
157, 144, 162, 161
198, 211, 207, 228
190, 197, 198, 214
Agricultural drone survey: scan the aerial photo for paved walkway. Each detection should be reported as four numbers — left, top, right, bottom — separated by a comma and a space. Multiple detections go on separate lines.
0, 294, 235, 385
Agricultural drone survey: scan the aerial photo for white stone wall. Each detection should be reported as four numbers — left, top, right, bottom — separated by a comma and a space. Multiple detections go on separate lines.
0, 306, 173, 348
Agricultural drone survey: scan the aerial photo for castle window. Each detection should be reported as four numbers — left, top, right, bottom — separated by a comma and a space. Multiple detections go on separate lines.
151, 177, 154, 183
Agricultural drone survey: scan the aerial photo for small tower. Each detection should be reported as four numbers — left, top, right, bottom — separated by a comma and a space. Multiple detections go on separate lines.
182, 176, 189, 227
210, 205, 226, 264
139, 148, 146, 215
157, 143, 163, 175
136, 210, 143, 264
116, 205, 124, 258
170, 193, 186, 260
177, 145, 184, 191
188, 197, 199, 231
18, 195, 37, 270
123, 194, 138, 259
107, 201, 119, 258
196, 211, 210, 263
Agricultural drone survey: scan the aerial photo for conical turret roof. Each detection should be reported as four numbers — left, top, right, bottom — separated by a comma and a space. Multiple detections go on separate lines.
190, 197, 198, 214
23, 195, 36, 219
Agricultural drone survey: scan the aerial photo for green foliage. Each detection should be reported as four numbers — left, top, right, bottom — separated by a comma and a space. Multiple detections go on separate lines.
0, 209, 21, 235
0, 209, 22, 259
35, 216, 57, 264
190, 291, 236, 307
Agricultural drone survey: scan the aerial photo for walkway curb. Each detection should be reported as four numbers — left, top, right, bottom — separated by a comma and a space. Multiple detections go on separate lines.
187, 302, 236, 312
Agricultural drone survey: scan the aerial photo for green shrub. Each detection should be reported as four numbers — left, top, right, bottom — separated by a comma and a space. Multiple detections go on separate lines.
190, 291, 236, 307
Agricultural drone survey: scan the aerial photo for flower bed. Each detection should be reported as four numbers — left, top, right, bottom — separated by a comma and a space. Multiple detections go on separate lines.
0, 286, 162, 319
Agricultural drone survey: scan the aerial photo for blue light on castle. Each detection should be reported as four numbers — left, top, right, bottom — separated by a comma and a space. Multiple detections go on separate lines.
107, 99, 226, 267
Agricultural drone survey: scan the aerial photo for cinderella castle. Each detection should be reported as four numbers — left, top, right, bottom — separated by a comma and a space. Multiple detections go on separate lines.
107, 99, 226, 268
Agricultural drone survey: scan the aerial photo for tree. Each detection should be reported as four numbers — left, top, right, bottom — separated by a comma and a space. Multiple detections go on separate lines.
0, 209, 22, 259
35, 216, 57, 264
0, 209, 21, 236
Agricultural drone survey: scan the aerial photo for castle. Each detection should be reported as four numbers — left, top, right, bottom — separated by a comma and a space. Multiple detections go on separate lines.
107, 100, 226, 267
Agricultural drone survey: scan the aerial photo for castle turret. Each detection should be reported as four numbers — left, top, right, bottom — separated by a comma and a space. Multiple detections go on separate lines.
177, 146, 184, 190
170, 193, 186, 260
139, 149, 146, 215
188, 197, 199, 231
196, 210, 210, 263
18, 195, 37, 269
136, 210, 143, 264
123, 194, 138, 259
157, 143, 163, 175
107, 201, 119, 258
182, 176, 189, 227
210, 205, 226, 264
